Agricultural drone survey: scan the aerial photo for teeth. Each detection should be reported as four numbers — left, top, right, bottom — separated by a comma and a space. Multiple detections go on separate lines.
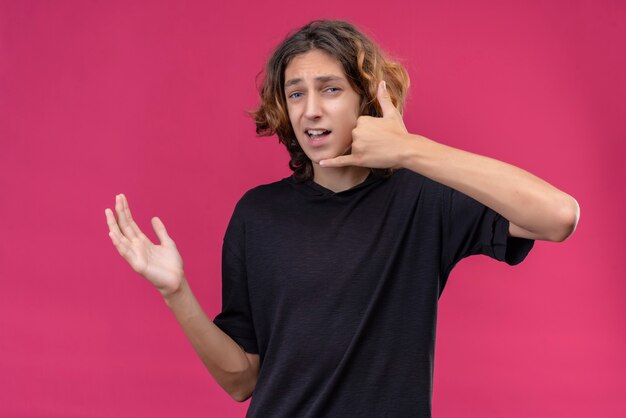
307, 129, 328, 136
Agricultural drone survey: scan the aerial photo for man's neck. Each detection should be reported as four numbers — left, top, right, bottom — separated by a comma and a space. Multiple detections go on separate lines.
311, 164, 371, 193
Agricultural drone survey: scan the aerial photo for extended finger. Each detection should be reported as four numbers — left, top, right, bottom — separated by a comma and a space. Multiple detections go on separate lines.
152, 217, 174, 246
105, 208, 134, 259
319, 154, 358, 168
121, 194, 144, 238
115, 194, 139, 240
105, 207, 124, 237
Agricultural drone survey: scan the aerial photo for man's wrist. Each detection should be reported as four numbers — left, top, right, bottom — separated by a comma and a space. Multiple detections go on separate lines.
162, 275, 189, 307
398, 134, 432, 171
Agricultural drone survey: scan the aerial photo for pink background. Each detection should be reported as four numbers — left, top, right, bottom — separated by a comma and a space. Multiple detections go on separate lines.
1, 0, 624, 417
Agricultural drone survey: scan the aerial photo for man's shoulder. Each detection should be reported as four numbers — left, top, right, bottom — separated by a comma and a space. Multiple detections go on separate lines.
231, 175, 294, 216
241, 176, 292, 201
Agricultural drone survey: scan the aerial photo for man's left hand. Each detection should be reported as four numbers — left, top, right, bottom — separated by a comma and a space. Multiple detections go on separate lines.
319, 80, 415, 169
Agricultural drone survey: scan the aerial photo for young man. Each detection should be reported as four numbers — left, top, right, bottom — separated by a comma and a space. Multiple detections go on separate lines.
105, 20, 579, 417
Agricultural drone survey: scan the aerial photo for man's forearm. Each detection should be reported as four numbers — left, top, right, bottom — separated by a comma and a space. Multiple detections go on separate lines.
163, 276, 257, 400
400, 134, 579, 242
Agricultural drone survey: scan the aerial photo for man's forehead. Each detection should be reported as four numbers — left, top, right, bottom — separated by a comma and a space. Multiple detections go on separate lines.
283, 49, 347, 86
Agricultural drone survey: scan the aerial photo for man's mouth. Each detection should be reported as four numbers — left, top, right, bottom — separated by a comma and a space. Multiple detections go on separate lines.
305, 129, 332, 140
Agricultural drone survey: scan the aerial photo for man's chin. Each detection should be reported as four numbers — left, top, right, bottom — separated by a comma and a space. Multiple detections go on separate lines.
309, 146, 352, 166
320, 147, 353, 162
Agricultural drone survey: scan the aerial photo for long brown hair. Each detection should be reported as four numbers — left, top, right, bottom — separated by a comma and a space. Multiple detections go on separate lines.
251, 20, 410, 182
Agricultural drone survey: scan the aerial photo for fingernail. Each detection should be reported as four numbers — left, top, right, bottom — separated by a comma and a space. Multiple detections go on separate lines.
382, 80, 387, 91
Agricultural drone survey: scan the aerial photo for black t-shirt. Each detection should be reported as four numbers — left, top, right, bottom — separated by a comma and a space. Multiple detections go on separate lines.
213, 168, 534, 418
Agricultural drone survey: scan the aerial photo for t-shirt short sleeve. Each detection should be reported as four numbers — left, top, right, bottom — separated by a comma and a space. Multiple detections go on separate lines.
440, 184, 535, 279
212, 203, 259, 354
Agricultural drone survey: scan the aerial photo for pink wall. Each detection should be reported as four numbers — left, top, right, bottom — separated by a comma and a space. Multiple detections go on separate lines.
1, 0, 624, 416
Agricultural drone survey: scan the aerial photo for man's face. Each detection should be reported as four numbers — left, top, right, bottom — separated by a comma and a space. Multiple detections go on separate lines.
283, 49, 362, 165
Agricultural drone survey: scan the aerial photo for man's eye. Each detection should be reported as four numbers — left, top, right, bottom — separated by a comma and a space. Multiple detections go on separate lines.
288, 92, 303, 99
325, 87, 340, 93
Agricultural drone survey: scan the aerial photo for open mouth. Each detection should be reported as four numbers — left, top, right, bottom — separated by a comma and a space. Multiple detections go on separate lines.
305, 129, 331, 141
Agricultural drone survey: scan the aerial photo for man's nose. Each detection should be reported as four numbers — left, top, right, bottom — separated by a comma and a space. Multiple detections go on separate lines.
304, 93, 322, 119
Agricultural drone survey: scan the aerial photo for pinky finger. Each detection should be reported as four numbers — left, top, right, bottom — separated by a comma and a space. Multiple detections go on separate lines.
108, 230, 120, 247
109, 230, 134, 262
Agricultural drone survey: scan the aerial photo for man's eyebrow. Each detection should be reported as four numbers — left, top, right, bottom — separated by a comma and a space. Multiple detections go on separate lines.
284, 75, 345, 88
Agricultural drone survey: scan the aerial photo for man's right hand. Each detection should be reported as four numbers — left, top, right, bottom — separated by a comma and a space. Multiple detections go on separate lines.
105, 194, 184, 298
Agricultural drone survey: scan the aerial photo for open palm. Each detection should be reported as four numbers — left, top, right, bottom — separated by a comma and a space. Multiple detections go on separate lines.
105, 194, 184, 297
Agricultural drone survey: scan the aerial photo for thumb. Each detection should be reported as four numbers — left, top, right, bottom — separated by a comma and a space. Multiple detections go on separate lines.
152, 216, 174, 246
377, 80, 396, 118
